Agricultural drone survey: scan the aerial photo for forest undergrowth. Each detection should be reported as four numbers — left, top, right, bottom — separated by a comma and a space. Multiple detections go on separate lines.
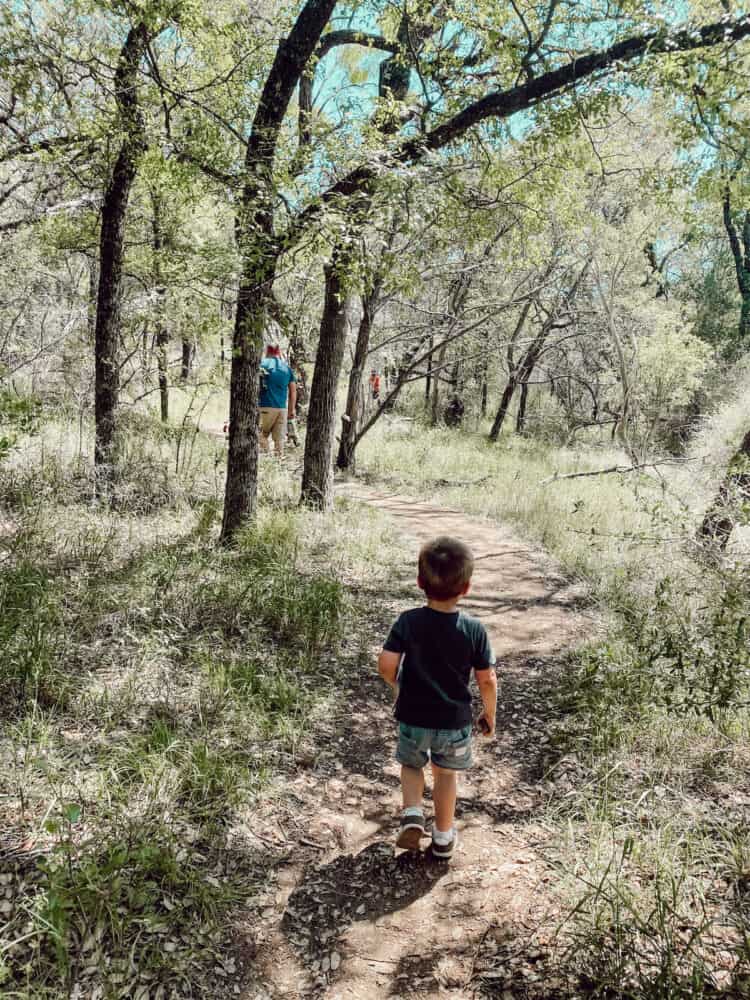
359, 390, 750, 998
0, 411, 400, 999
2, 386, 750, 998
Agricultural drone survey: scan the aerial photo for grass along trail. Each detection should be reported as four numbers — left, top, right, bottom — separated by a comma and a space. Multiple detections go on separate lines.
239, 485, 592, 999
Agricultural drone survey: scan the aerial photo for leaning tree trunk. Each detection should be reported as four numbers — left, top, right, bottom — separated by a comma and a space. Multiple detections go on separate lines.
515, 351, 542, 434
489, 299, 532, 443
700, 428, 750, 550
337, 284, 379, 472
302, 9, 433, 493
94, 23, 150, 490
151, 192, 169, 423
515, 381, 529, 434
301, 260, 351, 509
220, 0, 339, 542
489, 375, 518, 441
492, 337, 546, 441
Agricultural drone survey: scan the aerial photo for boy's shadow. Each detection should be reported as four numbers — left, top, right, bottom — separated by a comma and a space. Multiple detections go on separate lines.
281, 841, 448, 965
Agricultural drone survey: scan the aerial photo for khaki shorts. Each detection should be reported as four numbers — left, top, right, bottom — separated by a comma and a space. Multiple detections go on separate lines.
259, 407, 288, 453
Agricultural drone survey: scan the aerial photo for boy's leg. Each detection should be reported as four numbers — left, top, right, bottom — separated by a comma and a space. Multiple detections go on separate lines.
396, 766, 426, 850
431, 763, 457, 833
401, 764, 425, 810
395, 725, 430, 850
429, 727, 471, 859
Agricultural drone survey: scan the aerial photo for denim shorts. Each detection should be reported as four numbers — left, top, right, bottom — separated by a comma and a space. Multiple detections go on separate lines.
396, 723, 473, 771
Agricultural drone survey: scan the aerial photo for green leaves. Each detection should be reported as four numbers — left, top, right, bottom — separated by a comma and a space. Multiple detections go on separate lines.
64, 804, 82, 825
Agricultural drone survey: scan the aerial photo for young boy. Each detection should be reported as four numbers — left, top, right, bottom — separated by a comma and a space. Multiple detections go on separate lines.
378, 536, 497, 860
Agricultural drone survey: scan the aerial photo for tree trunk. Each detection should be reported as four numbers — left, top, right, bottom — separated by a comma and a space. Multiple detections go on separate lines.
151, 191, 169, 423
480, 330, 489, 418
424, 335, 433, 405
301, 260, 350, 508
141, 324, 150, 385
302, 9, 434, 490
181, 339, 193, 381
429, 343, 445, 426
722, 190, 750, 352
700, 428, 750, 549
220, 265, 273, 540
515, 350, 542, 434
489, 376, 518, 441
157, 329, 169, 422
516, 381, 529, 434
337, 287, 377, 472
94, 23, 150, 489
220, 0, 339, 542
488, 299, 533, 443
741, 278, 750, 345
87, 257, 98, 342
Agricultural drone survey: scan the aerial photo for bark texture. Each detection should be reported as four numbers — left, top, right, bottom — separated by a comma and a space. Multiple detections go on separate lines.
181, 339, 193, 381
94, 23, 150, 486
515, 379, 530, 434
300, 9, 428, 502
489, 301, 532, 441
221, 0, 338, 542
336, 284, 379, 472
151, 192, 169, 423
221, 268, 274, 537
301, 261, 350, 508
723, 187, 750, 349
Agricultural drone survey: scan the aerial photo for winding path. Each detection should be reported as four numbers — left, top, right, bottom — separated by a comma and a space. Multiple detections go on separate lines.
239, 485, 590, 999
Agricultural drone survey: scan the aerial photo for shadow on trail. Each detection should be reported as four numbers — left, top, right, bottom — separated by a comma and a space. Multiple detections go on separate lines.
463, 588, 585, 614
282, 841, 450, 965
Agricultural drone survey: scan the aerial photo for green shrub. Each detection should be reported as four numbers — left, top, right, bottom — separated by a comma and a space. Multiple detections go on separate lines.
176, 740, 250, 818
4, 815, 237, 996
237, 509, 299, 570
0, 562, 66, 712
202, 654, 307, 727
564, 843, 749, 999
195, 515, 347, 656
567, 567, 750, 735
0, 388, 42, 461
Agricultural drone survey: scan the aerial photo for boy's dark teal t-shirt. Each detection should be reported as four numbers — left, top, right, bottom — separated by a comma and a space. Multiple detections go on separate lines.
384, 607, 494, 729
260, 357, 296, 409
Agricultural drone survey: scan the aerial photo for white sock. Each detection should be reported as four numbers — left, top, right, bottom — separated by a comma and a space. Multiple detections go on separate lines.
433, 826, 454, 846
403, 806, 423, 818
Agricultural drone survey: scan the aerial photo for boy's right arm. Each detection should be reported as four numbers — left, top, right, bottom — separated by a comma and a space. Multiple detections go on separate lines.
475, 667, 498, 738
379, 616, 404, 696
377, 650, 400, 690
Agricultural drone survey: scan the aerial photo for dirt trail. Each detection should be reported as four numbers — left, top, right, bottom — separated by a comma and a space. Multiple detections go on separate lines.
239, 486, 590, 1000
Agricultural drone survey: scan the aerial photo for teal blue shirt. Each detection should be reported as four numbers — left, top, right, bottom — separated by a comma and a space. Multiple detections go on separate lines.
260, 357, 296, 409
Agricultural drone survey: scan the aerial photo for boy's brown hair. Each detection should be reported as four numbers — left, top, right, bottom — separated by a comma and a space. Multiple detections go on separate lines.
418, 536, 474, 600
